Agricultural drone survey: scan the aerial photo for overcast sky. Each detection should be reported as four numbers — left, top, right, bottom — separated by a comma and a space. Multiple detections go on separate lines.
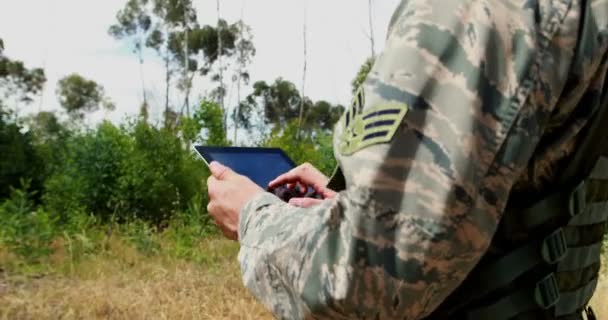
0, 0, 400, 125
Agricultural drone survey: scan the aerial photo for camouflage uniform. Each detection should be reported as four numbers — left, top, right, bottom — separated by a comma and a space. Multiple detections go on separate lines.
238, 0, 608, 319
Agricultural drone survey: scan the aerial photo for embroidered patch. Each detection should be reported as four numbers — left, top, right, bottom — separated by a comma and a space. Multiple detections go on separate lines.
338, 88, 408, 155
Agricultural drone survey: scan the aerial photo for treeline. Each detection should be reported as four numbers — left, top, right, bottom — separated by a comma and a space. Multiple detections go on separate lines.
0, 41, 355, 266
0, 0, 376, 266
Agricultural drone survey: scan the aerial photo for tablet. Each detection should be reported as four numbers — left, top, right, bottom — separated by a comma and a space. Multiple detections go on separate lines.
193, 146, 296, 188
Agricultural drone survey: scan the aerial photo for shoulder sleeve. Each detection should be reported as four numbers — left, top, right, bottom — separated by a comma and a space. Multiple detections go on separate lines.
237, 1, 578, 319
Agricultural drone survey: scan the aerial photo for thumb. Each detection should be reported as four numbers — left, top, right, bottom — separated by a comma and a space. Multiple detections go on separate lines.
209, 161, 232, 180
288, 197, 324, 208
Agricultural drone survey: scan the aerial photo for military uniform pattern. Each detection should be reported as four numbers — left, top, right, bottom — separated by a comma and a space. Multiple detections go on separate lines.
238, 0, 608, 319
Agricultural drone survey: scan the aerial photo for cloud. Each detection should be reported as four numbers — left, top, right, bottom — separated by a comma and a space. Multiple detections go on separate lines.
0, 0, 400, 124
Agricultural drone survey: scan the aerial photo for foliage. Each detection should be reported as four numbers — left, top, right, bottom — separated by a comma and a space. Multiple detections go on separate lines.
43, 120, 205, 225
56, 74, 114, 120
191, 100, 229, 145
0, 112, 45, 199
0, 182, 57, 263
0, 38, 46, 104
109, 0, 255, 128
263, 120, 336, 176
351, 57, 375, 94
0, 22, 378, 276
243, 78, 344, 138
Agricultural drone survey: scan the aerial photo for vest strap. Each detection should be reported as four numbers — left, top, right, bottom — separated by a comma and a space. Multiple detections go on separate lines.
589, 157, 608, 179
568, 202, 608, 226
454, 228, 567, 309
556, 242, 602, 272
465, 273, 560, 320
555, 277, 599, 316
510, 181, 587, 231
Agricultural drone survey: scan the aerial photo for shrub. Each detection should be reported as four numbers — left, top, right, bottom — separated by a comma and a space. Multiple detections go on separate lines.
0, 182, 58, 263
262, 120, 337, 176
44, 120, 206, 226
0, 112, 45, 200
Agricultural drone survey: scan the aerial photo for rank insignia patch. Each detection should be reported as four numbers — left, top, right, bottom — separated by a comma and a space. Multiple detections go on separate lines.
339, 88, 408, 155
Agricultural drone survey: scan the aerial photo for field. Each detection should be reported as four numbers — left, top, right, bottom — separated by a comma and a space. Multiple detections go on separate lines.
0, 237, 606, 320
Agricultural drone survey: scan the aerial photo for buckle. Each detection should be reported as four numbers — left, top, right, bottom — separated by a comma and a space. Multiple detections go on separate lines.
586, 306, 597, 320
541, 228, 568, 264
568, 181, 586, 217
534, 273, 560, 309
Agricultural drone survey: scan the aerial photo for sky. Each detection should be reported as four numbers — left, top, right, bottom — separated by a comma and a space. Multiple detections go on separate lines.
0, 0, 400, 125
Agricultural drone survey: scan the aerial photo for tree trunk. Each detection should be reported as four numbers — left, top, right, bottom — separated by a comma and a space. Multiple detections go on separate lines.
164, 50, 170, 128
368, 0, 376, 58
184, 4, 190, 117
138, 42, 148, 107
296, 8, 308, 140
234, 76, 240, 145
216, 0, 227, 138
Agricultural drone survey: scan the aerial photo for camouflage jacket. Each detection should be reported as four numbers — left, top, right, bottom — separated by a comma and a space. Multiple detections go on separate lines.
238, 0, 608, 319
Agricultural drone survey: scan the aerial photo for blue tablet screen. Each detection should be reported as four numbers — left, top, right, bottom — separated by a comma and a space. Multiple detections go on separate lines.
194, 146, 296, 188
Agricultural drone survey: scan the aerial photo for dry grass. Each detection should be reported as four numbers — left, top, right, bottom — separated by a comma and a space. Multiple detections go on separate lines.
0, 238, 272, 320
0, 237, 606, 320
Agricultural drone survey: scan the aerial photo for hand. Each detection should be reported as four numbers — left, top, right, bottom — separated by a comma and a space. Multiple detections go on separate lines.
207, 162, 264, 240
268, 163, 337, 208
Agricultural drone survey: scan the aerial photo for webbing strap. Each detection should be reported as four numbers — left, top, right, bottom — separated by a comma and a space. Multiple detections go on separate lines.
558, 92, 608, 187
555, 277, 599, 316
466, 274, 560, 320
589, 157, 608, 179
454, 228, 567, 307
516, 182, 586, 230
556, 242, 603, 272
569, 202, 608, 226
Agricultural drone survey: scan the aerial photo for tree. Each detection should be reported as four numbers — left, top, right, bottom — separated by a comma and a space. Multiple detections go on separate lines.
242, 78, 344, 139
109, 1, 253, 130
0, 38, 46, 106
108, 0, 153, 107
56, 74, 114, 120
28, 111, 65, 142
147, 0, 198, 126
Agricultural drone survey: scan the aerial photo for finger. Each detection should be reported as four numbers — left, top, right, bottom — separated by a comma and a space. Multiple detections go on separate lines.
206, 201, 216, 215
321, 189, 338, 199
207, 176, 219, 198
288, 197, 324, 208
269, 164, 325, 189
268, 170, 303, 189
209, 161, 232, 180
219, 225, 238, 241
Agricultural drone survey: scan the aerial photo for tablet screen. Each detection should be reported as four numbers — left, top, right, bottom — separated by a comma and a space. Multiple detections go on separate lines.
194, 146, 296, 188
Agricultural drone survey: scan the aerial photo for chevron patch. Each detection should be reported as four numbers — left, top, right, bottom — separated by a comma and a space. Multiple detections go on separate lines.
339, 88, 408, 155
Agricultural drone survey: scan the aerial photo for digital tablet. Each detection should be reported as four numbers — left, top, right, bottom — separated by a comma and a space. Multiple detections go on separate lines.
193, 146, 296, 188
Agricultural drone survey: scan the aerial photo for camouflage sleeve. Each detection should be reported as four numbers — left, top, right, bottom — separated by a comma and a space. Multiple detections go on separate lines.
238, 0, 578, 319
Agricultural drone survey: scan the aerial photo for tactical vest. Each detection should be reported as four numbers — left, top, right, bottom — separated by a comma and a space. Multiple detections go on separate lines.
327, 104, 608, 320
428, 100, 608, 319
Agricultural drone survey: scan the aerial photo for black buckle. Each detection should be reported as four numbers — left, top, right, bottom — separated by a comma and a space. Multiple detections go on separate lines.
568, 181, 586, 217
541, 228, 568, 264
534, 273, 560, 309
586, 306, 597, 320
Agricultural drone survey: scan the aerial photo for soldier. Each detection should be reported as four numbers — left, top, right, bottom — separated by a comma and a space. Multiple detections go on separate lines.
207, 0, 608, 319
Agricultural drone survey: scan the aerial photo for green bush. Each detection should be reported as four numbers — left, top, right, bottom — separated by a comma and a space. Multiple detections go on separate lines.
0, 112, 46, 200
43, 121, 130, 222
263, 120, 337, 176
43, 120, 206, 225
0, 182, 58, 263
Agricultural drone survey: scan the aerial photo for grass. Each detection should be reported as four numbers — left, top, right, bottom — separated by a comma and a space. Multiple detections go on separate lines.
0, 235, 272, 320
0, 234, 606, 320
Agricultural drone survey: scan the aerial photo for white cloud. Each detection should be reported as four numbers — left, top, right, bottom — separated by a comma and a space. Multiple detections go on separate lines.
0, 0, 400, 125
